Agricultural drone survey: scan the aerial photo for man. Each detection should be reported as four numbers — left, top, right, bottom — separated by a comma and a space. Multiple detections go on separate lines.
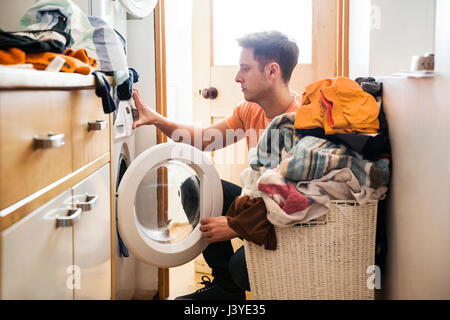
132, 30, 301, 299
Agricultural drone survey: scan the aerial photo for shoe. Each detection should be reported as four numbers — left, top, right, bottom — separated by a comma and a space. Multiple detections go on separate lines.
174, 276, 245, 300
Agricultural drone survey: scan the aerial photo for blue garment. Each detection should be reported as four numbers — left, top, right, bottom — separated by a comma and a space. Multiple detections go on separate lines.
252, 113, 390, 189
92, 71, 117, 114
250, 112, 299, 170
282, 136, 390, 189
117, 68, 141, 100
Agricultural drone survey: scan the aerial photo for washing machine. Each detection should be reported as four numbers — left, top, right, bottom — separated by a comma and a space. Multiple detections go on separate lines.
113, 104, 224, 295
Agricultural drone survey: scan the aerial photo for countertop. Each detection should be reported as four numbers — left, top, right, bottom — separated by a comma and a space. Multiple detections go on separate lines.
0, 65, 114, 89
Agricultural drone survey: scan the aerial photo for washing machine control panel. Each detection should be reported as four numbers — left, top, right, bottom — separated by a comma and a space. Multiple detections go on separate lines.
114, 100, 136, 139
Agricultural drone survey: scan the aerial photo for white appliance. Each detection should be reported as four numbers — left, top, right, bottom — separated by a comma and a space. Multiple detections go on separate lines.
89, 0, 160, 300
113, 100, 137, 300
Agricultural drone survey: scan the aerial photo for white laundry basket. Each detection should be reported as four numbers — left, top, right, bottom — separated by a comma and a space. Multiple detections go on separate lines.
244, 200, 378, 300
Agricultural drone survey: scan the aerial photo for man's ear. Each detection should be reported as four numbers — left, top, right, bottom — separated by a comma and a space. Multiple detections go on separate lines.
266, 62, 281, 80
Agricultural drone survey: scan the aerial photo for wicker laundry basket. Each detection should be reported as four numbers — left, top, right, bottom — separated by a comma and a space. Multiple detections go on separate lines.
244, 200, 378, 300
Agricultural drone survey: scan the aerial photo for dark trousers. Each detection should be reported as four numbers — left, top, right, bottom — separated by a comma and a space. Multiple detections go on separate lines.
202, 180, 250, 292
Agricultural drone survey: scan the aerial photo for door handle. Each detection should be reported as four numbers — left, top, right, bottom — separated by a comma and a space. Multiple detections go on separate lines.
73, 193, 98, 212
33, 132, 65, 149
56, 207, 81, 227
88, 119, 108, 131
200, 87, 218, 99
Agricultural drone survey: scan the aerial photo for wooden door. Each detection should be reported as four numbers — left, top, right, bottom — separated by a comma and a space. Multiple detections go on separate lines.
192, 0, 338, 185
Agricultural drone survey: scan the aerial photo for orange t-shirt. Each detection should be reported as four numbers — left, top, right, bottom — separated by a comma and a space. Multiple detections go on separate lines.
225, 92, 302, 149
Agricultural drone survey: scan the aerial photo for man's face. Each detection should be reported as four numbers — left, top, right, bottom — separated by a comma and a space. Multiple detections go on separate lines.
235, 48, 270, 102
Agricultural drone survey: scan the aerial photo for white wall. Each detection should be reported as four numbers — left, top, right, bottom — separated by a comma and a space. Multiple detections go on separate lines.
349, 0, 371, 79
380, 0, 450, 299
349, 0, 436, 78
165, 0, 193, 126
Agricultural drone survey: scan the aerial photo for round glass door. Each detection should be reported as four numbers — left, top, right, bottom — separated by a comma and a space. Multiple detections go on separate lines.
117, 143, 223, 267
135, 159, 201, 245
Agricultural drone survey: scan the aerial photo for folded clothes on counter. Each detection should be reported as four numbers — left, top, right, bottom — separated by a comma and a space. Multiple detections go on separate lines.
0, 29, 70, 53
20, 0, 130, 85
20, 0, 96, 54
0, 46, 97, 75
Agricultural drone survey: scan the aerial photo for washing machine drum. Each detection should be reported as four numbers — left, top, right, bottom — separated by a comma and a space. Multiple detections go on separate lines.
117, 143, 223, 268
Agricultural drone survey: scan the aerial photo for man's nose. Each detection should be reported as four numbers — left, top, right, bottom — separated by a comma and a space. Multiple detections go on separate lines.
235, 72, 242, 83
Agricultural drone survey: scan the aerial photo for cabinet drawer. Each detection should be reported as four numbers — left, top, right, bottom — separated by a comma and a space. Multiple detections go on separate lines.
1, 189, 74, 299
71, 90, 109, 170
0, 91, 72, 210
71, 164, 111, 300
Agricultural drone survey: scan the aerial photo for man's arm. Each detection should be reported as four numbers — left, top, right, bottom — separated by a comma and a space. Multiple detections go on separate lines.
132, 88, 245, 151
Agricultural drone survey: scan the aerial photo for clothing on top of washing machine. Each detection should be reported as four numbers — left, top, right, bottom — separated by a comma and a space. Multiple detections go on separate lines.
117, 68, 141, 100
93, 71, 117, 114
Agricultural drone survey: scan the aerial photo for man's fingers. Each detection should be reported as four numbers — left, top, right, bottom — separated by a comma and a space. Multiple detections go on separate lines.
200, 218, 212, 225
132, 120, 142, 129
132, 89, 146, 109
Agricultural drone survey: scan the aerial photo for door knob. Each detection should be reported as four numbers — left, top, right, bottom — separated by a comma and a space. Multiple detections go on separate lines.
200, 87, 218, 99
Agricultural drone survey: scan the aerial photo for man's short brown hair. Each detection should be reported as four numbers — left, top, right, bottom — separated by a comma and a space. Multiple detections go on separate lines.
237, 30, 299, 83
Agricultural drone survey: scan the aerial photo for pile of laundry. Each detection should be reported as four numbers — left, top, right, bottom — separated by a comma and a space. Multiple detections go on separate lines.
226, 76, 391, 251
0, 0, 139, 114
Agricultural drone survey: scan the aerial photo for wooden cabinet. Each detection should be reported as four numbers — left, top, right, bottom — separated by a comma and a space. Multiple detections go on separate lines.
0, 71, 114, 300
0, 89, 109, 210
0, 91, 73, 210
71, 90, 109, 171
1, 164, 111, 300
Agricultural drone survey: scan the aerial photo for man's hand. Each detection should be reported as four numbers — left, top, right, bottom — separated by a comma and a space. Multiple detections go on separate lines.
199, 217, 238, 243
132, 88, 162, 129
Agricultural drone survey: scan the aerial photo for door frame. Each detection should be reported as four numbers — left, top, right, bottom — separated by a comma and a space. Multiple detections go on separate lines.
154, 0, 170, 300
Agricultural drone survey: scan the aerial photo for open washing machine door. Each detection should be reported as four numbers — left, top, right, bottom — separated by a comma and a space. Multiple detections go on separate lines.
117, 142, 223, 267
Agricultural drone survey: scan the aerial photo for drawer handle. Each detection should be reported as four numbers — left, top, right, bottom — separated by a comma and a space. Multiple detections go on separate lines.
56, 207, 81, 227
88, 119, 108, 131
74, 193, 98, 212
33, 132, 65, 149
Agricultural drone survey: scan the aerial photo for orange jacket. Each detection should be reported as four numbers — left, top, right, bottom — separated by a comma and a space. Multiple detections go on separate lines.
0, 48, 97, 75
294, 77, 380, 134
0, 48, 26, 65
